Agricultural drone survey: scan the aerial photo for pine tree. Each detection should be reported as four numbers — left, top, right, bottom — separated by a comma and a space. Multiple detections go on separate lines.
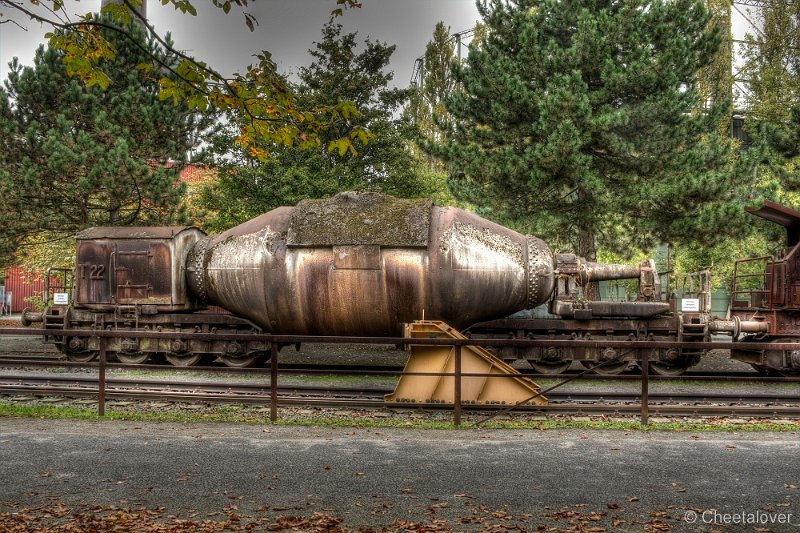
293, 21, 422, 197
426, 0, 752, 262
0, 16, 213, 260
699, 0, 734, 135
407, 22, 457, 149
740, 0, 800, 190
198, 21, 435, 231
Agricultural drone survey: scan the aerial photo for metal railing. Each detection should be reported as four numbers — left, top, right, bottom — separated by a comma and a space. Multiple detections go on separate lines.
2, 327, 797, 426
731, 256, 771, 308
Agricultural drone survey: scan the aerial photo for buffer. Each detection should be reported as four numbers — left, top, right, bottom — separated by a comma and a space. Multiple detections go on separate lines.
385, 320, 548, 406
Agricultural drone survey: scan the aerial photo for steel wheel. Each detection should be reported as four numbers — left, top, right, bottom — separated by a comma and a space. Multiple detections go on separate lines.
221, 353, 267, 368
116, 352, 150, 365
767, 338, 800, 377
66, 351, 98, 363
527, 360, 572, 374
647, 361, 690, 376
580, 360, 630, 375
165, 352, 205, 367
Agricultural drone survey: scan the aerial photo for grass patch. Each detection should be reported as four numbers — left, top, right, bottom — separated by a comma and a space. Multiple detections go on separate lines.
1, 400, 797, 433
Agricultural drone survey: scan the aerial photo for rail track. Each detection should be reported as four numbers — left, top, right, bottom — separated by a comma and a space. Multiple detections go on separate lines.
2, 336, 799, 419
2, 373, 799, 419
1, 354, 799, 384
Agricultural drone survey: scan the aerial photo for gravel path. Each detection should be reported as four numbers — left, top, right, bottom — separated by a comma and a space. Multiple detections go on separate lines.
1, 419, 798, 531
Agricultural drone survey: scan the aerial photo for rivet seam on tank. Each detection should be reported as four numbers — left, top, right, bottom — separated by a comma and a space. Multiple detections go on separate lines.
527, 236, 547, 308
191, 237, 209, 303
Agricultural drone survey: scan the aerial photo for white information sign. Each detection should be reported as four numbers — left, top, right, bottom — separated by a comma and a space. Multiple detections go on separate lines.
681, 298, 700, 312
53, 293, 69, 305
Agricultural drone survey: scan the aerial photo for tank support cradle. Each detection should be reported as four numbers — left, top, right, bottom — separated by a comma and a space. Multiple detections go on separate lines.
385, 320, 548, 406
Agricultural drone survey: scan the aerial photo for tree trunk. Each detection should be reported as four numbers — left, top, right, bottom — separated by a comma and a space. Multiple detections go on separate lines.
109, 198, 121, 226
577, 188, 599, 301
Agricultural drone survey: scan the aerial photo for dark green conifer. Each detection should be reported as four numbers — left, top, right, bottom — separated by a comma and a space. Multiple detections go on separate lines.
741, 0, 800, 189
428, 0, 753, 260
198, 21, 433, 232
0, 16, 211, 260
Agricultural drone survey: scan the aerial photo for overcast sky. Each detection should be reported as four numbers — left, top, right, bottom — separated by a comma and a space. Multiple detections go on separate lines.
0, 0, 481, 85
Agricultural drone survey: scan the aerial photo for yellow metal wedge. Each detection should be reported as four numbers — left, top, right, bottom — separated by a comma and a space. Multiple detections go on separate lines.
385, 320, 547, 406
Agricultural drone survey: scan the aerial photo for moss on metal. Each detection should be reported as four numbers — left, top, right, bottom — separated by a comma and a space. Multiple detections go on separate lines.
287, 191, 433, 247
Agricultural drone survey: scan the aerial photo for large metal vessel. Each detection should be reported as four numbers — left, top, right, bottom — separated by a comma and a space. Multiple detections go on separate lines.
187, 191, 555, 336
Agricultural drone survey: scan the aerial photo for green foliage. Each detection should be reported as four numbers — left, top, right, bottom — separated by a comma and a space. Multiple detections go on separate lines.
425, 0, 757, 262
0, 15, 210, 268
405, 22, 457, 150
740, 0, 800, 191
698, 0, 734, 136
1, 1, 365, 158
197, 21, 439, 232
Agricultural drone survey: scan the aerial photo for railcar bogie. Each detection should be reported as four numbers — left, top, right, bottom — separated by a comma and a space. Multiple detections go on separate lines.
41, 306, 268, 367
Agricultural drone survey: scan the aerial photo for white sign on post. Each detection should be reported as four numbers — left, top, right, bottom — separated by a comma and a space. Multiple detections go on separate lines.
681, 298, 700, 312
53, 293, 69, 305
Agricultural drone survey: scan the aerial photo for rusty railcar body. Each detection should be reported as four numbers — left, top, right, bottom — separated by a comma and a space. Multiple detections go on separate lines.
726, 201, 800, 374
73, 226, 203, 312
32, 227, 267, 367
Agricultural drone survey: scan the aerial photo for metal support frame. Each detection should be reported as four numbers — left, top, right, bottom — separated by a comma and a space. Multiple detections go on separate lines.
641, 351, 649, 425
270, 341, 279, 422
98, 337, 107, 417
454, 345, 462, 427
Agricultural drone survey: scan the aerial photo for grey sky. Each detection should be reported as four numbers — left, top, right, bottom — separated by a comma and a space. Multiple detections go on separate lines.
0, 0, 481, 85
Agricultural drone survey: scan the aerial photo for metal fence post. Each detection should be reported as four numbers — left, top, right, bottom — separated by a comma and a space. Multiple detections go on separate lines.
640, 351, 649, 425
98, 337, 107, 417
270, 341, 279, 422
454, 344, 462, 427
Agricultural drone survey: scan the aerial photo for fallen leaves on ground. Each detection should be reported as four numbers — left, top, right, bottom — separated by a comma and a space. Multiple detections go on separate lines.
0, 504, 345, 533
0, 500, 722, 532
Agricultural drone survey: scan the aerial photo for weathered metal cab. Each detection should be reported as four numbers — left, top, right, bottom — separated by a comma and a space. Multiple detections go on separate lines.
74, 226, 206, 313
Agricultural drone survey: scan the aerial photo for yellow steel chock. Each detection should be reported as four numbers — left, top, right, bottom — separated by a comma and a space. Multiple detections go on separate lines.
385, 320, 548, 406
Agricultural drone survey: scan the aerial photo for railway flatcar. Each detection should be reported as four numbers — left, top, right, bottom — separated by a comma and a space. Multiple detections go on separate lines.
20, 192, 797, 376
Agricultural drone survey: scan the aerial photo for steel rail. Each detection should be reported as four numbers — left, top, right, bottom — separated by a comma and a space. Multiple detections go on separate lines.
2, 376, 799, 411
1, 357, 798, 384
0, 374, 389, 397
8, 325, 800, 352
2, 374, 800, 403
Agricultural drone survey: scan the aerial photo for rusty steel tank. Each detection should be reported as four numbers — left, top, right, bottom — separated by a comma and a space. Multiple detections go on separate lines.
186, 191, 555, 336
